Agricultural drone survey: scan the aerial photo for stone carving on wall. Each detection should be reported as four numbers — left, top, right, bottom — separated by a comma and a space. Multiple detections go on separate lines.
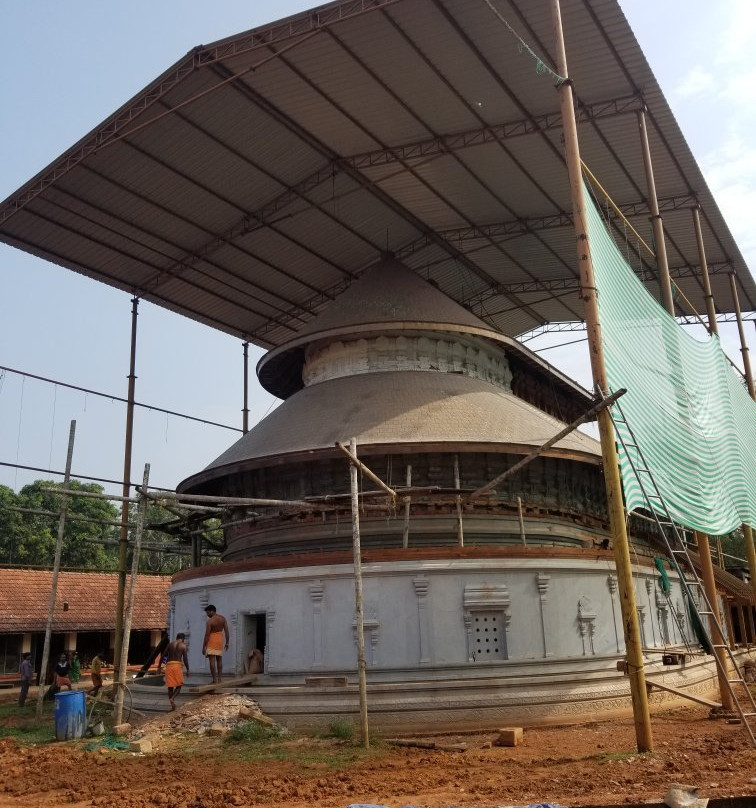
644, 579, 657, 646
198, 589, 209, 610
413, 577, 431, 664
265, 610, 276, 672
303, 334, 513, 390
577, 596, 596, 656
463, 584, 510, 662
606, 575, 620, 652
536, 573, 551, 658
309, 580, 325, 669
636, 605, 647, 649
351, 610, 380, 666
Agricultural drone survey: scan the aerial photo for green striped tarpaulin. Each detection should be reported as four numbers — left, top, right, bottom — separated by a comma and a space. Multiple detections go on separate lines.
584, 183, 756, 534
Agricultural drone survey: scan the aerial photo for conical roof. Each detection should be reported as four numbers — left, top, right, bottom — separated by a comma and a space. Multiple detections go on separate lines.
179, 370, 601, 491
257, 256, 509, 398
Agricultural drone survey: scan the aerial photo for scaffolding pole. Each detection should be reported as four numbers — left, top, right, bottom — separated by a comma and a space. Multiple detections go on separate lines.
36, 420, 76, 720
348, 438, 370, 747
550, 0, 653, 752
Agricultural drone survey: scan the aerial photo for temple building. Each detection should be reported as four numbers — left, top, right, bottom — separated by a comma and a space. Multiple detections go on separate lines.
168, 258, 705, 730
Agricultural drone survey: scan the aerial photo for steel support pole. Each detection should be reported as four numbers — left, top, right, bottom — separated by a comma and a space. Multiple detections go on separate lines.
692, 207, 718, 335
550, 0, 652, 752
36, 420, 76, 720
349, 438, 369, 747
694, 531, 734, 710
402, 465, 412, 550
638, 108, 674, 316
114, 297, 139, 686
242, 341, 250, 434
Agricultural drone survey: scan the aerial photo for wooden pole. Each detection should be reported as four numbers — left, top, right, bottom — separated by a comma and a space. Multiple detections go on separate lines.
402, 464, 411, 549
114, 297, 139, 688
469, 389, 625, 499
729, 273, 755, 399
453, 454, 464, 546
36, 420, 76, 720
637, 108, 674, 316
550, 0, 653, 751
694, 530, 733, 710
335, 442, 397, 500
349, 438, 369, 747
517, 497, 527, 546
114, 464, 150, 727
692, 206, 718, 335
728, 273, 756, 600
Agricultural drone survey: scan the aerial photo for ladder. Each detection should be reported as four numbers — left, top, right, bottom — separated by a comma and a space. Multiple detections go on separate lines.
608, 393, 756, 746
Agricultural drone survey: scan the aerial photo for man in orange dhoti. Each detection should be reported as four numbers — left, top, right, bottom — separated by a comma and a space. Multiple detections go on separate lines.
164, 633, 189, 710
203, 605, 229, 684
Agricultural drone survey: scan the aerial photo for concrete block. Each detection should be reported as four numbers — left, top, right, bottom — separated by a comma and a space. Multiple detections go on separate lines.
112, 723, 131, 736
129, 738, 152, 753
208, 723, 229, 736
494, 727, 523, 747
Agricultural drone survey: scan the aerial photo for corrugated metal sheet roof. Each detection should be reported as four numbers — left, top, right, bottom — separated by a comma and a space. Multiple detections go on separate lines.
0, 0, 752, 349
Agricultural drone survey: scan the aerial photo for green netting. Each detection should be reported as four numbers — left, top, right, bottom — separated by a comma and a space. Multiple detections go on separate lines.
584, 181, 756, 535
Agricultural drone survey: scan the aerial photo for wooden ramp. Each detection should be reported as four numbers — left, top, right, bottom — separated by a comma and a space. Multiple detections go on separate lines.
645, 678, 720, 709
186, 674, 258, 695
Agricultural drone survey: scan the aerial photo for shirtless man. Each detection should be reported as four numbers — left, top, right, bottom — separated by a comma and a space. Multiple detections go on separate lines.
164, 633, 189, 710
202, 605, 229, 684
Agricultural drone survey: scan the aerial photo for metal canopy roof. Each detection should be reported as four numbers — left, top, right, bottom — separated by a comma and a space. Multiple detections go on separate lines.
1, 0, 753, 352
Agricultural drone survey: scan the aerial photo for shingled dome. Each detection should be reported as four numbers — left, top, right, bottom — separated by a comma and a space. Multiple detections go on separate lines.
258, 256, 589, 402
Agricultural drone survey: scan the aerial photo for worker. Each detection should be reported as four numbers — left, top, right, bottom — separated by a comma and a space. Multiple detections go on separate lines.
18, 652, 34, 707
247, 648, 264, 674
54, 653, 72, 691
89, 651, 105, 696
70, 651, 81, 684
164, 633, 190, 711
202, 605, 229, 684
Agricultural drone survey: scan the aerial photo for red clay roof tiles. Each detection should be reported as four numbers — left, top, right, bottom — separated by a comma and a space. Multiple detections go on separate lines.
0, 568, 170, 632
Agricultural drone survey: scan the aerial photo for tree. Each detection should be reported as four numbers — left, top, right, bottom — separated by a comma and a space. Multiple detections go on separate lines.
2, 479, 120, 569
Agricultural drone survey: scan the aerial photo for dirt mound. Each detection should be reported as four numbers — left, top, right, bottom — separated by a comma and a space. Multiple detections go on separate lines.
130, 694, 272, 744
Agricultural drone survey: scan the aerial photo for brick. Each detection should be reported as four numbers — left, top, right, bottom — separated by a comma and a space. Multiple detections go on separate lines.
494, 727, 523, 747
129, 738, 152, 753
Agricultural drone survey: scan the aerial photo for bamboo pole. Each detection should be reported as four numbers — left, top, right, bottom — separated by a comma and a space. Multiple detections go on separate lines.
694, 531, 733, 711
692, 206, 718, 335
115, 297, 139, 689
517, 497, 527, 546
348, 438, 369, 747
469, 389, 625, 499
402, 465, 412, 549
335, 442, 397, 500
114, 464, 150, 726
36, 420, 76, 720
729, 274, 756, 600
550, 0, 652, 752
637, 108, 674, 316
453, 454, 464, 546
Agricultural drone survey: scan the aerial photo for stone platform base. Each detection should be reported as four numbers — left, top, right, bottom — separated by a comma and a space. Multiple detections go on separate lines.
129, 653, 726, 733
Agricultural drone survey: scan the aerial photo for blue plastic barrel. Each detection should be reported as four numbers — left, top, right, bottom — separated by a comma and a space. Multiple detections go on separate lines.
54, 690, 86, 741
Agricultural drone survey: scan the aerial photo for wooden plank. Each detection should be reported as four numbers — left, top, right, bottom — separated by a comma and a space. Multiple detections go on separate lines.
186, 674, 257, 694
645, 678, 720, 709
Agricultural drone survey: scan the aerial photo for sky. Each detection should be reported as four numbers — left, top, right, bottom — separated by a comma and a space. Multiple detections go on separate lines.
0, 0, 754, 497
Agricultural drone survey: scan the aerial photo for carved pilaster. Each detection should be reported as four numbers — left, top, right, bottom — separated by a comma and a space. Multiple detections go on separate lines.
577, 597, 596, 656
463, 614, 474, 662
645, 578, 658, 647
607, 574, 620, 653
265, 610, 276, 671
309, 581, 325, 668
198, 589, 209, 610
536, 573, 551, 658
414, 576, 431, 664
636, 605, 647, 651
